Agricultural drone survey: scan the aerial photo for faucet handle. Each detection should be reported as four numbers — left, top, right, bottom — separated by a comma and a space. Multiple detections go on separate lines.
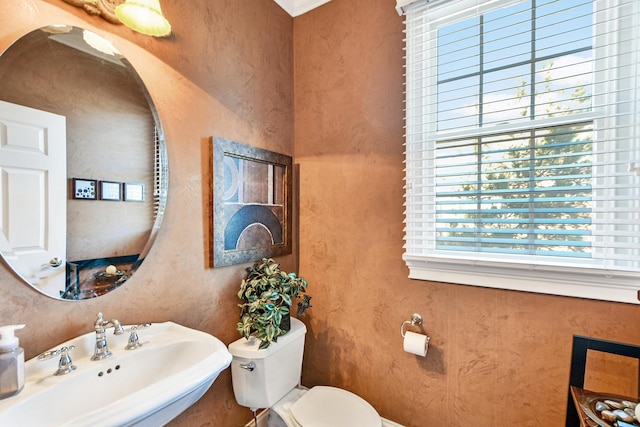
37, 345, 72, 360
95, 312, 105, 327
125, 323, 151, 350
37, 345, 77, 376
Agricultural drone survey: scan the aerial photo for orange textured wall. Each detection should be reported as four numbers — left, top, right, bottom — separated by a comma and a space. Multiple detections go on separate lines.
1, 0, 639, 426
0, 0, 293, 425
294, 0, 640, 426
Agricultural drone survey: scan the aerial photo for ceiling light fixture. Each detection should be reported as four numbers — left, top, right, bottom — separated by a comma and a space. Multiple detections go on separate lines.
115, 0, 171, 37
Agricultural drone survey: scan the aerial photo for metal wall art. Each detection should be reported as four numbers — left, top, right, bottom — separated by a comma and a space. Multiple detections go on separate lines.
213, 137, 292, 267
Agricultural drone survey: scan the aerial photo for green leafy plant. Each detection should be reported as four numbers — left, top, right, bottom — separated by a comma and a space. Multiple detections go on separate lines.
236, 258, 311, 349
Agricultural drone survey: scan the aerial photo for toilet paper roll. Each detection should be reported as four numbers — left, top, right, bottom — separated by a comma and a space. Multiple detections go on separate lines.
403, 331, 429, 357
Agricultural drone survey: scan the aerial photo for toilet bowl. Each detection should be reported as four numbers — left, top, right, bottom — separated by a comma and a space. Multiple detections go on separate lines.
228, 317, 397, 427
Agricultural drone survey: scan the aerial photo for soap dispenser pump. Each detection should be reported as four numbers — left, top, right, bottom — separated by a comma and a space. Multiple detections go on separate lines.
0, 324, 25, 399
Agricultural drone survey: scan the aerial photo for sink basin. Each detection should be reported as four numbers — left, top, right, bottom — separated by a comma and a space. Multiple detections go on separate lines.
0, 321, 232, 426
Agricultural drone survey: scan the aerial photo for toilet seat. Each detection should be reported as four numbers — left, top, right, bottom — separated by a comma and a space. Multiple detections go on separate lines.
289, 386, 382, 427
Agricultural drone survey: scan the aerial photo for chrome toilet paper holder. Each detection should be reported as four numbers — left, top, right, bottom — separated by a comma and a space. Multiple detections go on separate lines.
400, 313, 423, 337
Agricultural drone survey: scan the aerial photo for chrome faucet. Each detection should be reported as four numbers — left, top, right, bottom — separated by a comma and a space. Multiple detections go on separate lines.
91, 312, 124, 361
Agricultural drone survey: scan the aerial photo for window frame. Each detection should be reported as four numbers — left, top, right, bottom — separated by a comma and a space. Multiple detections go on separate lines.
402, 0, 640, 304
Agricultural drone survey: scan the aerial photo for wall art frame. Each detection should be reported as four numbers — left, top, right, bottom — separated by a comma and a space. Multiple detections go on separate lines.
72, 178, 97, 200
123, 182, 144, 202
213, 136, 292, 268
100, 180, 122, 201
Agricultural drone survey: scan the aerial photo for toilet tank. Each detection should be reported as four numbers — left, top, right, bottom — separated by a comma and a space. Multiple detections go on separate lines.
228, 317, 307, 410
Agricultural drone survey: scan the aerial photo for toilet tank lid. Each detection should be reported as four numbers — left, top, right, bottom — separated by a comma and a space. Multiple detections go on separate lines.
228, 317, 307, 359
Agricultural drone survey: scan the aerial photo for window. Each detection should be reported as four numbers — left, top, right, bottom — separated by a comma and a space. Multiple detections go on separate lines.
401, 0, 640, 303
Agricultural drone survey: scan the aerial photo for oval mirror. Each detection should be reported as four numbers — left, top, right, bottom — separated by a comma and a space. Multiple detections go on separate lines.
0, 25, 168, 300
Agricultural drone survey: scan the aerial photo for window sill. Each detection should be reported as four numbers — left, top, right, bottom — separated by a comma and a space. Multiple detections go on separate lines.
404, 255, 640, 305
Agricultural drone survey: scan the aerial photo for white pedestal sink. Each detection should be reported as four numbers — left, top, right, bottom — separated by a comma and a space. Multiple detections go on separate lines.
0, 321, 232, 426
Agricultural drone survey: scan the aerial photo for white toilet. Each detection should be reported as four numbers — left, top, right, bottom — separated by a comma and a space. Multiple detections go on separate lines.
228, 317, 390, 427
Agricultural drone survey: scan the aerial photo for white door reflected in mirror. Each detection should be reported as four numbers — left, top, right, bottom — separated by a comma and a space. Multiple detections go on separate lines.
0, 100, 67, 296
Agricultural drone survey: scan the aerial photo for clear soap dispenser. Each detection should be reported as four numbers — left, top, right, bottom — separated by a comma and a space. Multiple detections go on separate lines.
0, 324, 25, 399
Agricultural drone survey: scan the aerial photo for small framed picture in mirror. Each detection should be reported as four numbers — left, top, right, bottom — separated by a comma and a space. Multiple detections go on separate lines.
100, 181, 122, 201
72, 178, 97, 200
124, 182, 144, 202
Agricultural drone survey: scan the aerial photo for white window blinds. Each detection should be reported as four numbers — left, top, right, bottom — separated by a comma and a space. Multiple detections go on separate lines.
402, 0, 640, 303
